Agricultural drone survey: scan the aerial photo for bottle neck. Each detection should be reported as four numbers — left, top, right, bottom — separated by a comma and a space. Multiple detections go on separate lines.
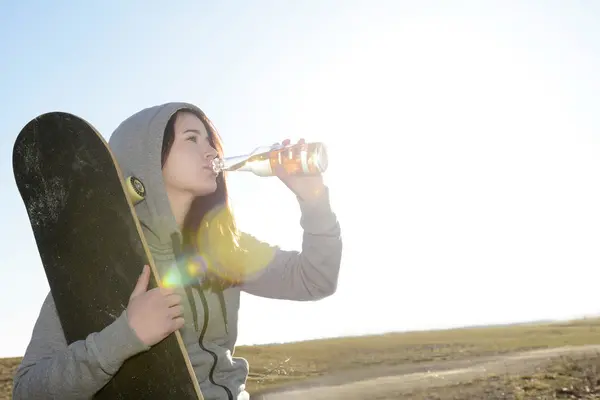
219, 145, 274, 172
219, 153, 252, 172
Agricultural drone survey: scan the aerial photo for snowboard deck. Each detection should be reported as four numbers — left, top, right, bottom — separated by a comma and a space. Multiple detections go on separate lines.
12, 112, 203, 399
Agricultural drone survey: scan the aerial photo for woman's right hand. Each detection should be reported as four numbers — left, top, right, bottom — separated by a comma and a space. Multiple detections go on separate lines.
126, 265, 185, 346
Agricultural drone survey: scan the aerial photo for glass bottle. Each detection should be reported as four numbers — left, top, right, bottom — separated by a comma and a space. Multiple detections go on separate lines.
211, 142, 328, 177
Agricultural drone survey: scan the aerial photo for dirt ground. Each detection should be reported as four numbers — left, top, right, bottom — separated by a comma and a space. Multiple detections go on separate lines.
252, 344, 600, 400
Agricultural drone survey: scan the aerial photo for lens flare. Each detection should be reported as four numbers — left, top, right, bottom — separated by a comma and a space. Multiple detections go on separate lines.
159, 204, 278, 289
160, 267, 181, 288
160, 255, 208, 288
194, 204, 277, 284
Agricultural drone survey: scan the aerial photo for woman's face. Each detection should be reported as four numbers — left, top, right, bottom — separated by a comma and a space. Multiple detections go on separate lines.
162, 111, 219, 197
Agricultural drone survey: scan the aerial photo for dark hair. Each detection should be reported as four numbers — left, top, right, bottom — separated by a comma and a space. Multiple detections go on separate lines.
161, 109, 239, 257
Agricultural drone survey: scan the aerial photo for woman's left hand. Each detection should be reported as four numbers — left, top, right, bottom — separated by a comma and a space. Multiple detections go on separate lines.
273, 138, 327, 204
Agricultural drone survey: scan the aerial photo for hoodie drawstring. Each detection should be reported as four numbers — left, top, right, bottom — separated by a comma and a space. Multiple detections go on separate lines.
217, 290, 228, 335
171, 233, 199, 331
171, 233, 234, 400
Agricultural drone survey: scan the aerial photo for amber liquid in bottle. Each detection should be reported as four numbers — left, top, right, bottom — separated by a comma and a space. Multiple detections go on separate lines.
212, 142, 328, 177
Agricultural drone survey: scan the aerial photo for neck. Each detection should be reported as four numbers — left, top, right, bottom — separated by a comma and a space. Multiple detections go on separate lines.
166, 189, 194, 229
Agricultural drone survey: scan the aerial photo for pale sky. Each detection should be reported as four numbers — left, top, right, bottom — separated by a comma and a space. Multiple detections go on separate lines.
1, 1, 599, 357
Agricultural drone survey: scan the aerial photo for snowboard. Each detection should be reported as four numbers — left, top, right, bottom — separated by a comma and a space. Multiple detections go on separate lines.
12, 112, 203, 399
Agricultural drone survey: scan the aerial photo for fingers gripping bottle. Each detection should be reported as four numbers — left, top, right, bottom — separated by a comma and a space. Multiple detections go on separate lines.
211, 142, 328, 177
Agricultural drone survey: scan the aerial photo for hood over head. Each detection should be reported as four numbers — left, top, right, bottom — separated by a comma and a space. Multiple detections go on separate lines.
108, 102, 210, 248
108, 102, 276, 291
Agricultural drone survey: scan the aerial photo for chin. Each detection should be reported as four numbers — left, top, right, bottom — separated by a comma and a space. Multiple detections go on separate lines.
193, 183, 218, 197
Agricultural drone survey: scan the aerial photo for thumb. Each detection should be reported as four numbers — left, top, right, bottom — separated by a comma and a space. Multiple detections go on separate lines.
130, 265, 150, 299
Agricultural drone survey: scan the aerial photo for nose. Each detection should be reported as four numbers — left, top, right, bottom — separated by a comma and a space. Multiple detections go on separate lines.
205, 146, 218, 160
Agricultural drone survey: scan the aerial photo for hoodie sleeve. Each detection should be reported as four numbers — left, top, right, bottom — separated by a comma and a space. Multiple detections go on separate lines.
240, 186, 343, 300
12, 292, 150, 400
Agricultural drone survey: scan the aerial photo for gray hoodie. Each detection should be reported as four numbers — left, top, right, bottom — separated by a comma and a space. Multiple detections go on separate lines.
12, 102, 343, 400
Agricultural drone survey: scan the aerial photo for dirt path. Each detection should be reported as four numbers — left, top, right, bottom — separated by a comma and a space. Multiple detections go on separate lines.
252, 344, 600, 400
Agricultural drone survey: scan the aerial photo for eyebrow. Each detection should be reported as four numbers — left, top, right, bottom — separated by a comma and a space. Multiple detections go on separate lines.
182, 129, 206, 136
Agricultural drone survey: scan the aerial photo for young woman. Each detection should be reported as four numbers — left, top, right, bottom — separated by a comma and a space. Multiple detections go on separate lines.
12, 102, 343, 400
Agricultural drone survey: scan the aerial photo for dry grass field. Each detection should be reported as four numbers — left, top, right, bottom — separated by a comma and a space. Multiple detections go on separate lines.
3, 318, 600, 399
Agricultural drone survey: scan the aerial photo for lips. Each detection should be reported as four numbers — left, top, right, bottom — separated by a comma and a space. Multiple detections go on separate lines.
203, 165, 217, 176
